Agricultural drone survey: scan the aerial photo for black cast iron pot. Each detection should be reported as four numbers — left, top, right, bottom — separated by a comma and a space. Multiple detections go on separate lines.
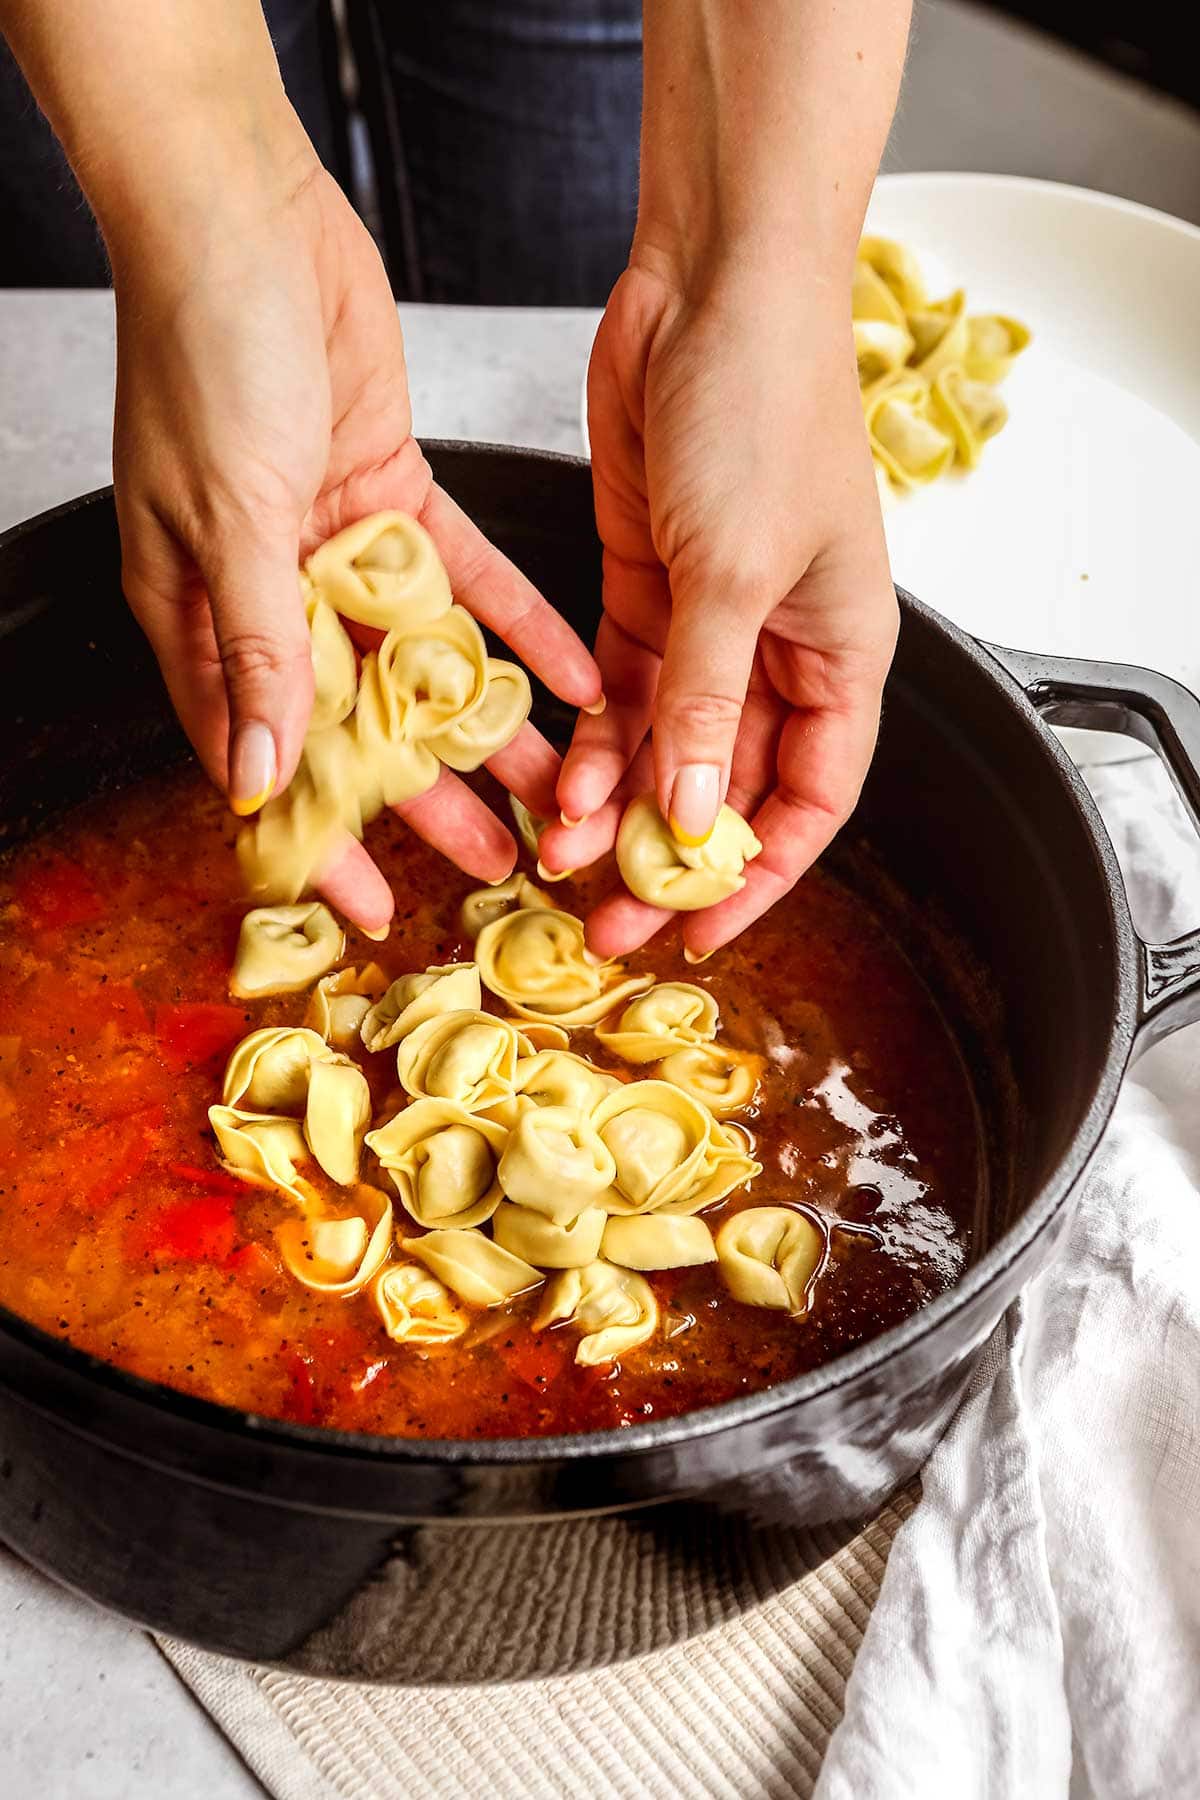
1, 445, 1198, 1682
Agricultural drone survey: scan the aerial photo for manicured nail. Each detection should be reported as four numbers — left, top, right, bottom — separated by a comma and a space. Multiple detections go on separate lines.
582, 694, 607, 717
361, 921, 390, 943
683, 945, 718, 965
582, 948, 605, 967
668, 764, 722, 847
537, 858, 576, 884
560, 811, 587, 830
229, 721, 277, 817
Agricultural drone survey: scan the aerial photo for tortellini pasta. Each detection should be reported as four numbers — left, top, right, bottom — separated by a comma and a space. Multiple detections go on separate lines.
602, 1213, 717, 1271
396, 1009, 524, 1112
852, 234, 1029, 495
360, 962, 482, 1055
492, 1199, 608, 1269
373, 1261, 468, 1344
509, 794, 545, 859
303, 512, 452, 631
657, 1044, 763, 1117
591, 1080, 711, 1214
615, 794, 762, 912
277, 1187, 393, 1295
511, 1048, 620, 1116
403, 1228, 542, 1308
475, 906, 651, 1027
535, 1261, 659, 1366
498, 1103, 617, 1222
236, 515, 533, 904
596, 982, 719, 1063
715, 1206, 824, 1312
220, 1026, 370, 1186
366, 1098, 506, 1229
230, 901, 344, 999
459, 871, 557, 938
209, 1106, 310, 1198
304, 964, 389, 1050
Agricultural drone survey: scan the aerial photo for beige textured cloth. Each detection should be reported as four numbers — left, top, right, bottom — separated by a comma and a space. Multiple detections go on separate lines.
162, 1482, 917, 1800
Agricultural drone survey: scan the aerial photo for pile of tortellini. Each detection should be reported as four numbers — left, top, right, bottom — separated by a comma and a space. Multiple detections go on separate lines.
854, 234, 1030, 496
210, 882, 827, 1367
238, 512, 533, 903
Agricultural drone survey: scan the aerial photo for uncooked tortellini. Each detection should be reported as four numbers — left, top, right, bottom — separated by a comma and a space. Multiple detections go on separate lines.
498, 1103, 617, 1222
303, 580, 359, 732
476, 906, 651, 1027
396, 1009, 524, 1112
373, 1262, 468, 1344
366, 1098, 506, 1229
277, 1187, 393, 1295
511, 1048, 620, 1115
657, 1043, 762, 1117
535, 1261, 659, 1366
360, 963, 482, 1055
209, 1106, 309, 1199
602, 1213, 717, 1271
715, 1206, 824, 1312
221, 1026, 370, 1187
615, 794, 761, 911
492, 1200, 608, 1269
404, 1228, 542, 1308
375, 606, 489, 741
230, 902, 344, 1000
459, 871, 557, 938
304, 512, 452, 631
596, 982, 719, 1064
852, 234, 1029, 496
590, 1080, 711, 1214
424, 658, 532, 772
305, 964, 388, 1050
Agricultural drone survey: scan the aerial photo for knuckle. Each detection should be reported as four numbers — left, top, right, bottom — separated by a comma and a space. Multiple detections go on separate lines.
219, 630, 308, 690
662, 689, 744, 739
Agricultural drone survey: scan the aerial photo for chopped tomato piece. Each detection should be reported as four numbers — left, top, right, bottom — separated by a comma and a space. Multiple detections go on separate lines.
155, 1002, 248, 1075
14, 857, 104, 932
279, 1350, 321, 1426
143, 1193, 238, 1263
169, 1160, 245, 1194
76, 1103, 165, 1210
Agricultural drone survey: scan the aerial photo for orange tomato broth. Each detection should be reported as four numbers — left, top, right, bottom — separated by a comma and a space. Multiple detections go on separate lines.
0, 768, 980, 1437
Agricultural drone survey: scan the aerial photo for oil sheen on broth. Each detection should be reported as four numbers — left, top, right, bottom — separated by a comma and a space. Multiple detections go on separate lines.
0, 771, 979, 1437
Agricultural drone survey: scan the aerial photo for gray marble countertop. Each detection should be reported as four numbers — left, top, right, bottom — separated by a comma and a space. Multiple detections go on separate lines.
0, 290, 597, 1800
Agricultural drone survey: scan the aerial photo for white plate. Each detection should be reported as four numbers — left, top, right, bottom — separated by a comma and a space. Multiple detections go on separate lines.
579, 174, 1200, 763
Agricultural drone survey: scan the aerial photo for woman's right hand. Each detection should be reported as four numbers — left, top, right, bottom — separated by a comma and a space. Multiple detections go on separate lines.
109, 128, 600, 933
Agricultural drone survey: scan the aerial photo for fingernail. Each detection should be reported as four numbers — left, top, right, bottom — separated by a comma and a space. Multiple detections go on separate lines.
361, 921, 390, 943
229, 721, 277, 817
668, 764, 722, 847
537, 858, 576, 885
582, 694, 607, 717
582, 948, 605, 967
560, 811, 587, 830
683, 945, 718, 965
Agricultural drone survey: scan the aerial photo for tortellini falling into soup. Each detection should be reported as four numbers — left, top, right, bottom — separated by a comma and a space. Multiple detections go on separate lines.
475, 906, 652, 1027
235, 514, 532, 904
231, 901, 344, 999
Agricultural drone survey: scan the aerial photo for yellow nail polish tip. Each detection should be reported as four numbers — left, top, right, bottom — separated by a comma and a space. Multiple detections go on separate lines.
668, 813, 714, 850
537, 858, 576, 884
683, 945, 718, 965
582, 694, 607, 717
560, 811, 586, 830
230, 783, 274, 819
360, 921, 391, 942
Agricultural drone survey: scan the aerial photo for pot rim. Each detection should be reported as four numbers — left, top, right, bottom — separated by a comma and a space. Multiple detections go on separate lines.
0, 475, 1139, 1470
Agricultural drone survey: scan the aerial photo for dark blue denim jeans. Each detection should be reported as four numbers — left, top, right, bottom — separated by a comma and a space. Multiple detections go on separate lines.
0, 0, 642, 303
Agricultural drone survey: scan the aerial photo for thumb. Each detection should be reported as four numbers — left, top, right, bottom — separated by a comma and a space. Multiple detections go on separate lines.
202, 534, 314, 816
652, 578, 765, 845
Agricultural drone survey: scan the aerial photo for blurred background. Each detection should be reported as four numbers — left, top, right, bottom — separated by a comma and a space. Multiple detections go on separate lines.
1, 0, 1196, 296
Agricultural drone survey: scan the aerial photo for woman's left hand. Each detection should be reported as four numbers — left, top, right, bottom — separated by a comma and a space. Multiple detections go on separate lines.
541, 256, 899, 959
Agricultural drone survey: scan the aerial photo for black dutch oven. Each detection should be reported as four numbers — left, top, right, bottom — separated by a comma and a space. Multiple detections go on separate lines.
1, 445, 1198, 1682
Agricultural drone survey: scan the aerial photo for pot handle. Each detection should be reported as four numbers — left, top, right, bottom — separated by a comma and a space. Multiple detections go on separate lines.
984, 641, 1200, 1050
